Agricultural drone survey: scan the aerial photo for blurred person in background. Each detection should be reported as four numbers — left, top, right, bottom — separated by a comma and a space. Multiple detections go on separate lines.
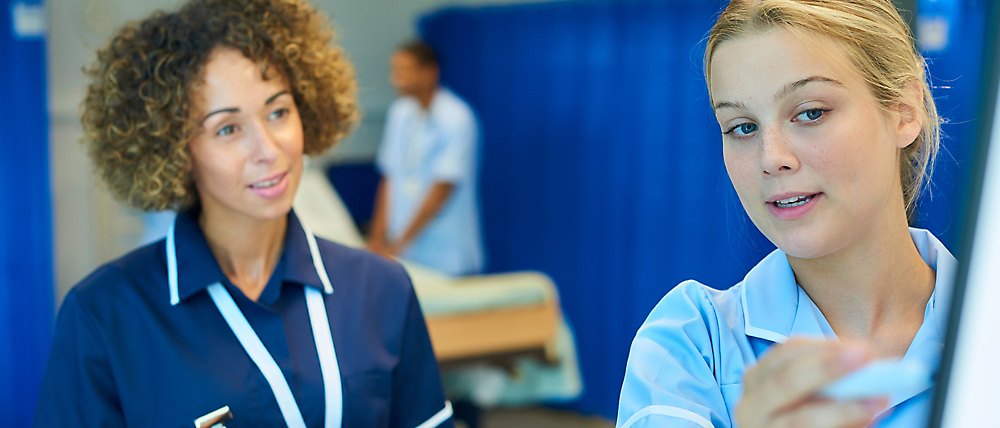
34, 1, 453, 426
368, 41, 484, 277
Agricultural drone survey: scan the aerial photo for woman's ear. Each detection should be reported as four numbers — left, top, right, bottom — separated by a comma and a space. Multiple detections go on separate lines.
896, 81, 924, 149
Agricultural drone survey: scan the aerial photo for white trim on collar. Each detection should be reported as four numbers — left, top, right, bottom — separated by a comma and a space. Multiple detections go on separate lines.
739, 228, 955, 343
741, 282, 788, 343
301, 221, 334, 294
166, 214, 334, 306
167, 221, 180, 306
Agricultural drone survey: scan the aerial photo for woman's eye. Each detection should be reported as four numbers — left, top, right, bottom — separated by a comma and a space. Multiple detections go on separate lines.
725, 122, 758, 137
795, 108, 828, 122
269, 108, 289, 120
216, 124, 237, 137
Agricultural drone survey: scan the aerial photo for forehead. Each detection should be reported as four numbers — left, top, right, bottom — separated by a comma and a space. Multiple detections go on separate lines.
709, 28, 862, 103
195, 48, 288, 107
391, 51, 419, 66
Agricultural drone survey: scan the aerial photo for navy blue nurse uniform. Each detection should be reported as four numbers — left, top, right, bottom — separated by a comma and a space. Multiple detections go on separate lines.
34, 209, 454, 428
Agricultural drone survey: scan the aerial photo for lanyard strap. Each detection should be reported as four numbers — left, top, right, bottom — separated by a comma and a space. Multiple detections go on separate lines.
207, 283, 343, 428
305, 286, 343, 427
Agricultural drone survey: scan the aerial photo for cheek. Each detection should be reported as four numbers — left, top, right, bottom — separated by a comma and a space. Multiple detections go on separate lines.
190, 140, 243, 189
809, 120, 893, 188
285, 115, 305, 156
723, 144, 758, 195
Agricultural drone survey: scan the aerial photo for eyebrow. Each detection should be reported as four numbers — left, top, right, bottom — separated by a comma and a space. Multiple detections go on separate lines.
200, 90, 290, 123
713, 76, 843, 111
773, 76, 842, 102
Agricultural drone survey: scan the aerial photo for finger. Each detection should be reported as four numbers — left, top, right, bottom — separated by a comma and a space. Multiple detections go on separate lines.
773, 397, 886, 428
741, 341, 870, 419
759, 343, 870, 414
739, 340, 836, 425
744, 339, 840, 391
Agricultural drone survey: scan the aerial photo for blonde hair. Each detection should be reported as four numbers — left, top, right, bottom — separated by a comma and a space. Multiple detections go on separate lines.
705, 0, 940, 218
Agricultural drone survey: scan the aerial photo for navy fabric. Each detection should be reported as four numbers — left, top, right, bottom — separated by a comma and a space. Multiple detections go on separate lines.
0, 1, 53, 426
34, 210, 452, 428
326, 163, 380, 233
418, 0, 984, 418
419, 0, 773, 418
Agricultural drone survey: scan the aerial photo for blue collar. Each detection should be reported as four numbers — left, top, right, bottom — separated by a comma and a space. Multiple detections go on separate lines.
741, 228, 957, 343
166, 209, 333, 306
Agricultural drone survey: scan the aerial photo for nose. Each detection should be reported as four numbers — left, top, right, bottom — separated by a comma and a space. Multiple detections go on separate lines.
760, 126, 799, 175
250, 119, 280, 165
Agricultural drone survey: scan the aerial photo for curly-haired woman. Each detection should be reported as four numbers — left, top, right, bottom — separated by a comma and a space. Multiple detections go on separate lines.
34, 1, 453, 427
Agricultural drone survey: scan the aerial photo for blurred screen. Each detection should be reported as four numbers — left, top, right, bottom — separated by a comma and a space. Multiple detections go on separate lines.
931, 2, 1000, 425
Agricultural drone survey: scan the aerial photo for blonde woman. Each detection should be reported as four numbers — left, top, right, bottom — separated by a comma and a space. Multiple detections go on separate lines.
34, 0, 453, 426
617, 1, 952, 427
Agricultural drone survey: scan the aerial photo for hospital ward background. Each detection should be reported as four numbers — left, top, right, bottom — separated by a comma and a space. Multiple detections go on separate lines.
0, 0, 994, 426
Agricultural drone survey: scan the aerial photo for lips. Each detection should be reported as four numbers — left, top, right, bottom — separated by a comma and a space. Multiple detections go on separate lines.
765, 192, 823, 221
249, 171, 287, 189
247, 171, 290, 199
772, 194, 815, 208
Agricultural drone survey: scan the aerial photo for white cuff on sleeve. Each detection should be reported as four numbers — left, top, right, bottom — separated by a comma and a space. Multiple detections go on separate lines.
415, 400, 453, 428
620, 405, 713, 428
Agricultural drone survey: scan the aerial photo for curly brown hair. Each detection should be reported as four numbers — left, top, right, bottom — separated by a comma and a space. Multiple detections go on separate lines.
81, 0, 358, 211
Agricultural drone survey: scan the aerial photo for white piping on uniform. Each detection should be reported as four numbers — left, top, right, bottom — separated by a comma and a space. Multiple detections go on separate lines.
169, 217, 334, 305
741, 283, 788, 343
620, 405, 713, 428
416, 401, 454, 428
301, 221, 334, 294
167, 221, 180, 306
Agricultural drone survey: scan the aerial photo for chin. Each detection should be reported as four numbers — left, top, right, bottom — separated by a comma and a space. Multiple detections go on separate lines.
255, 202, 294, 221
744, 206, 827, 259
759, 221, 846, 260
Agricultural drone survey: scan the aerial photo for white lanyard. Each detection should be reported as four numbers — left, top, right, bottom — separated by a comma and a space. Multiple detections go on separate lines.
168, 220, 343, 428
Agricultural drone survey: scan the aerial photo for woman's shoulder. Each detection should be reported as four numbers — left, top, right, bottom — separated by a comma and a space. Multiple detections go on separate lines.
312, 237, 413, 295
620, 280, 753, 426
629, 280, 751, 373
65, 241, 167, 319
643, 280, 746, 331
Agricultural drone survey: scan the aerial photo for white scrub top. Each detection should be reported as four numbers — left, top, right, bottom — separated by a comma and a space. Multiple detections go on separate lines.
376, 87, 484, 276
617, 228, 956, 428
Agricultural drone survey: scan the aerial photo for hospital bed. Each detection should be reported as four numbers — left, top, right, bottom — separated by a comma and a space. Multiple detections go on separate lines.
293, 168, 581, 405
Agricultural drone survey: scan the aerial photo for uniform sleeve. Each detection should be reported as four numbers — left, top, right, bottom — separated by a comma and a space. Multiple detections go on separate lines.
429, 110, 477, 183
616, 281, 732, 428
389, 280, 454, 428
34, 290, 125, 428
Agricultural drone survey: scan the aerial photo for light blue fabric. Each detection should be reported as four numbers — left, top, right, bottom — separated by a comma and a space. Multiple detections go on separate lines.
376, 87, 484, 276
617, 228, 956, 428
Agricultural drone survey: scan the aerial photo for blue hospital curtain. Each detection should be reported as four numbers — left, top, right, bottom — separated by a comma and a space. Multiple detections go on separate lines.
1, 1, 53, 425
418, 0, 984, 418
913, 0, 990, 248
420, 0, 773, 418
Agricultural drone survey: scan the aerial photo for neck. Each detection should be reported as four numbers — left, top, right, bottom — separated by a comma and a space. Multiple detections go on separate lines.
788, 206, 935, 357
199, 206, 287, 302
416, 85, 437, 110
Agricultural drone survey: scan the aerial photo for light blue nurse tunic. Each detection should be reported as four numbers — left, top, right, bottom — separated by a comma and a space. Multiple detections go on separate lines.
617, 228, 955, 428
376, 87, 484, 276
